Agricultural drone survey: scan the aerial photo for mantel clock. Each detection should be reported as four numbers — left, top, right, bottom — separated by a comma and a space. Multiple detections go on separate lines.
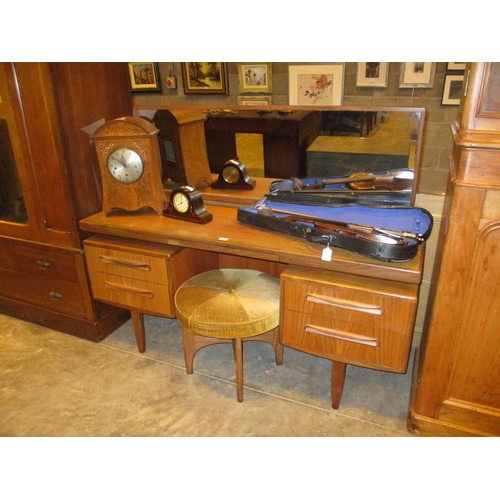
163, 186, 213, 224
92, 116, 166, 215
211, 157, 256, 190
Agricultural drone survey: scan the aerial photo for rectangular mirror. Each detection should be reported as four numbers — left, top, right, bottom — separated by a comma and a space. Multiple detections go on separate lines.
135, 105, 426, 207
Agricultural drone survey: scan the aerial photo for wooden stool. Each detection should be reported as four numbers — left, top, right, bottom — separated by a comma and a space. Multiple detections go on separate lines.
174, 268, 283, 402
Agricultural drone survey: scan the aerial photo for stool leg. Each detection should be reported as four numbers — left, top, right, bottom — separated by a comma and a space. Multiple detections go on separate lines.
232, 338, 244, 402
181, 327, 196, 374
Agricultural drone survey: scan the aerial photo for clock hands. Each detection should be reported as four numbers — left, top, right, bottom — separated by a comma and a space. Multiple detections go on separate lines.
111, 155, 128, 168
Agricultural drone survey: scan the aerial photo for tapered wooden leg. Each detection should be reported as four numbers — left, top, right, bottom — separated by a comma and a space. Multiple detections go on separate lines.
181, 327, 196, 374
272, 327, 284, 365
244, 327, 283, 365
331, 361, 347, 409
233, 338, 244, 402
131, 311, 146, 353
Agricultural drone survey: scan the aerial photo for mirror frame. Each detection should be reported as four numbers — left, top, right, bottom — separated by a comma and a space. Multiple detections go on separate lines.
134, 104, 426, 207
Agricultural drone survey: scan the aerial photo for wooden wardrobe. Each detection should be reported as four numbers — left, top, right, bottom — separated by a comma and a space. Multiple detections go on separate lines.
409, 62, 500, 436
0, 63, 132, 341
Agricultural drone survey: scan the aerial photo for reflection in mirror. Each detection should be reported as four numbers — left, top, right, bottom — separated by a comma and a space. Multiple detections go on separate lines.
140, 106, 425, 206
0, 118, 28, 223
236, 111, 421, 180
207, 110, 421, 177
202, 107, 424, 205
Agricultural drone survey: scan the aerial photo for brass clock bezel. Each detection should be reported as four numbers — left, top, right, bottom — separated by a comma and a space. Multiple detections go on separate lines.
106, 147, 145, 185
211, 158, 256, 190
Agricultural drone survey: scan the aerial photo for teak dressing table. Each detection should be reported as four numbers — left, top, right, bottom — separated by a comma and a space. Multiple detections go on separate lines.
80, 179, 423, 409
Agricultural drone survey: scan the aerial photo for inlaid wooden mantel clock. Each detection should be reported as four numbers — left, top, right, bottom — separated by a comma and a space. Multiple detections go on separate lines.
92, 116, 166, 215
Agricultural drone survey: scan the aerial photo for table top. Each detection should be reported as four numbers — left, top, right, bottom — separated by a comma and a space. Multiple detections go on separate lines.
80, 202, 424, 286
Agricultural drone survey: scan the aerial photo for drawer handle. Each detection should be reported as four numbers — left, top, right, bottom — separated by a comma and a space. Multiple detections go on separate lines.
104, 281, 154, 298
49, 292, 63, 301
306, 293, 382, 315
305, 324, 379, 347
100, 256, 150, 271
37, 260, 51, 270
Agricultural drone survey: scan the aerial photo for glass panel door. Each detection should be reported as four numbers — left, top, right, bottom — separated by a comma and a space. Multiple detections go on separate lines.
0, 62, 38, 240
0, 118, 28, 223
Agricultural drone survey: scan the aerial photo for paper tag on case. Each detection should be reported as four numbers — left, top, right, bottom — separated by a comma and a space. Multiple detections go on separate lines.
322, 246, 332, 261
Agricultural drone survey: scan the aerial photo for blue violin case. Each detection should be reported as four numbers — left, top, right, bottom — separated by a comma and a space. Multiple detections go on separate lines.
237, 199, 433, 262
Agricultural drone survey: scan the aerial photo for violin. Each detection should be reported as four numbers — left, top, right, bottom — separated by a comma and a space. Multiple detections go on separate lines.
295, 169, 414, 191
258, 205, 423, 245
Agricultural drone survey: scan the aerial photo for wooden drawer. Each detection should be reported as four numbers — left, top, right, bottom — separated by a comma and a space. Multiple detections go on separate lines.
84, 237, 179, 284
88, 272, 173, 316
280, 267, 419, 372
0, 267, 87, 317
0, 237, 80, 283
83, 235, 220, 316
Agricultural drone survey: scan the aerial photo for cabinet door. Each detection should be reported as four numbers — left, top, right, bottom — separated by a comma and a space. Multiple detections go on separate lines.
13, 63, 79, 247
0, 63, 42, 241
438, 222, 500, 434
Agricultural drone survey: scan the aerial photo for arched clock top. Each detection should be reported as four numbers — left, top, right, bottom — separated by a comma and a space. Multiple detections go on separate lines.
92, 116, 159, 139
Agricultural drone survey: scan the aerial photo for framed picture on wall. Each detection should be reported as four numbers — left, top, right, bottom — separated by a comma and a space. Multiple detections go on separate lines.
127, 63, 162, 92
356, 63, 389, 87
237, 96, 272, 105
238, 63, 272, 93
288, 64, 344, 105
447, 62, 466, 71
399, 62, 436, 88
181, 63, 228, 95
442, 74, 464, 105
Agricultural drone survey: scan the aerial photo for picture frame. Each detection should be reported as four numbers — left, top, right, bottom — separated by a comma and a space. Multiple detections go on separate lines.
442, 74, 464, 105
238, 63, 272, 93
127, 63, 162, 92
356, 62, 389, 87
399, 62, 436, 88
447, 62, 466, 71
237, 96, 272, 105
181, 63, 228, 95
289, 64, 344, 105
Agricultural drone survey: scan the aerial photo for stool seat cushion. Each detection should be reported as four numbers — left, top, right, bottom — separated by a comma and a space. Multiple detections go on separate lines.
175, 269, 280, 339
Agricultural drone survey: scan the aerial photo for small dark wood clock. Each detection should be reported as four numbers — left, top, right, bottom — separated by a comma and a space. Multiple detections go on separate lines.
163, 186, 213, 224
92, 116, 166, 215
211, 158, 256, 190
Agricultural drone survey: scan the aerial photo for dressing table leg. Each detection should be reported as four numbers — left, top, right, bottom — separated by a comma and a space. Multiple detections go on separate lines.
331, 361, 347, 409
131, 310, 146, 353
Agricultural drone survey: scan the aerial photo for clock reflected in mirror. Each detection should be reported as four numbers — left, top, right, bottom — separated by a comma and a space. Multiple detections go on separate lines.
211, 157, 256, 190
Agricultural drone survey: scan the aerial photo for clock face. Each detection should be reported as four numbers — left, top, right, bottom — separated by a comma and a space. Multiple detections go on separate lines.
107, 147, 144, 184
222, 165, 241, 184
172, 191, 190, 213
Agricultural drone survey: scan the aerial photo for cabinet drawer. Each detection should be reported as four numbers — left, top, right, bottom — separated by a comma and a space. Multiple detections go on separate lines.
88, 270, 173, 316
0, 239, 80, 283
280, 267, 419, 372
0, 267, 87, 317
282, 310, 411, 372
84, 239, 177, 285
282, 277, 415, 336
84, 235, 220, 317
